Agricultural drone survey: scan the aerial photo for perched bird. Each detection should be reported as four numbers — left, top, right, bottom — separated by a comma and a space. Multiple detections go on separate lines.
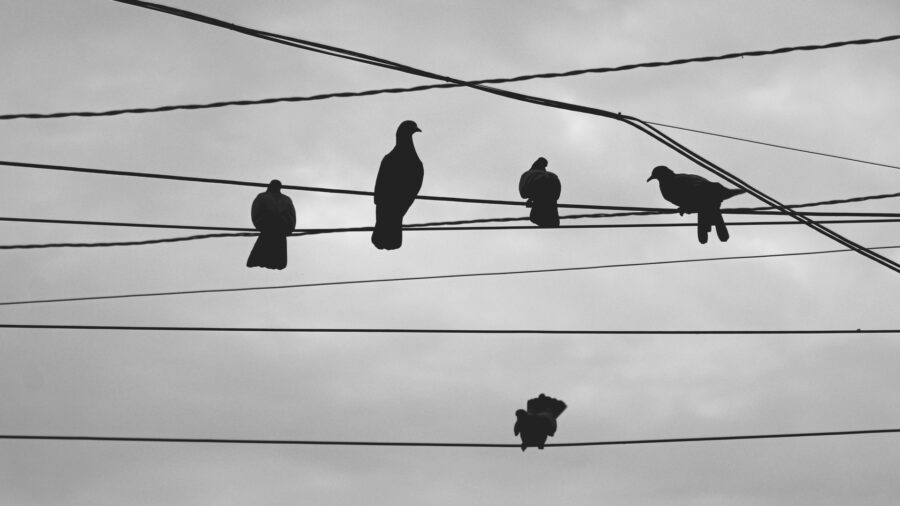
514, 393, 567, 451
519, 157, 561, 227
646, 165, 745, 244
372, 120, 424, 250
246, 179, 296, 270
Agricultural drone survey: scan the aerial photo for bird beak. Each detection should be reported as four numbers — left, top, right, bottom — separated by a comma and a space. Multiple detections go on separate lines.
646, 175, 655, 182
415, 127, 422, 133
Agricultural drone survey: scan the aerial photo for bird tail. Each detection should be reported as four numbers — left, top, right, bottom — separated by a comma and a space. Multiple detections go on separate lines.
529, 202, 560, 227
246, 233, 288, 269
721, 188, 746, 201
372, 206, 403, 250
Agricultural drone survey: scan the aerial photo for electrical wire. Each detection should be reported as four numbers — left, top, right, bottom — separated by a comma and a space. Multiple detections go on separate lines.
0, 159, 661, 213
2, 218, 899, 250
4, 159, 898, 214
3, 18, 896, 130
2, 209, 899, 233
646, 121, 900, 170
1, 428, 897, 448
0, 324, 896, 334
1, 245, 897, 307
107, 0, 900, 274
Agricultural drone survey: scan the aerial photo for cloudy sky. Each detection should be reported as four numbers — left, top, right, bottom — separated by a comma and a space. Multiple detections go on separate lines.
1, 0, 899, 504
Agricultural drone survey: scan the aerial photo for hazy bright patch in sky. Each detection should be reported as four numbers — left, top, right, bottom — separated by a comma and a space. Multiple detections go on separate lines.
0, 1, 899, 505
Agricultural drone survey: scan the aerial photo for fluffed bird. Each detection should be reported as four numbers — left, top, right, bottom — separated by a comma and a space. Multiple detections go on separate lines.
514, 393, 567, 451
372, 120, 423, 250
519, 157, 561, 227
646, 165, 745, 244
246, 179, 296, 270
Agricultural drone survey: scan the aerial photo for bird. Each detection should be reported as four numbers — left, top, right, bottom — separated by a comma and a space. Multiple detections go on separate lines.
372, 120, 424, 250
514, 393, 567, 451
646, 165, 746, 244
246, 179, 296, 270
519, 157, 561, 227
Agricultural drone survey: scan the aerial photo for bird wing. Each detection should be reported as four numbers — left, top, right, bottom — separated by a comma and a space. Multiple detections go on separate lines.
662, 173, 716, 210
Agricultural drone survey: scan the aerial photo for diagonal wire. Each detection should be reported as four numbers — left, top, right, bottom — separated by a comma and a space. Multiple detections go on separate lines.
646, 121, 900, 170
1, 245, 897, 307
1, 428, 898, 448
105, 0, 900, 274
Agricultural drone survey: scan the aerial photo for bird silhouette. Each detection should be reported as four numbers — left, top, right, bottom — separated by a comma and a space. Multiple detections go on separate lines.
646, 165, 745, 244
519, 157, 561, 227
372, 120, 423, 250
514, 393, 567, 451
246, 179, 296, 270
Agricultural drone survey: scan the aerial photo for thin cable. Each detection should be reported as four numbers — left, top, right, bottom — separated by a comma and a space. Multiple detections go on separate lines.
0, 159, 660, 213
1, 428, 897, 448
2, 209, 899, 233
2, 218, 899, 250
0, 324, 896, 334
2, 245, 897, 307
4, 159, 898, 215
108, 0, 900, 274
647, 121, 900, 170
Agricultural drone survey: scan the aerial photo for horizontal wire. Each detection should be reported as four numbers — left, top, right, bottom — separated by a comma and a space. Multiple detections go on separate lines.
2, 208, 899, 233
1, 245, 897, 307
1, 428, 898, 448
4, 206, 900, 231
646, 121, 900, 170
2, 218, 899, 250
0, 324, 896, 334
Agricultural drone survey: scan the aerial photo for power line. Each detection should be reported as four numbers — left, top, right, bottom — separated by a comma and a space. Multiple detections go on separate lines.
4, 159, 898, 215
3, 207, 899, 232
2, 218, 899, 250
110, 0, 900, 275
3, 22, 896, 133
1, 245, 897, 307
0, 324, 896, 334
646, 121, 900, 170
1, 428, 897, 448
0, 159, 659, 213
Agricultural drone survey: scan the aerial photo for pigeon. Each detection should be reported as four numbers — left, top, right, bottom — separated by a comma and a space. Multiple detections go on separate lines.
514, 393, 567, 451
519, 157, 561, 227
646, 165, 745, 244
246, 179, 297, 270
372, 120, 424, 250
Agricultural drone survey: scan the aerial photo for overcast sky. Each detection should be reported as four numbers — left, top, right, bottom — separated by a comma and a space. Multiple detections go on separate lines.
1, 1, 899, 504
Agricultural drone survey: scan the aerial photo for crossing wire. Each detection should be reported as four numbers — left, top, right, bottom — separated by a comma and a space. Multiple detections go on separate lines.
1, 244, 898, 307
108, 0, 900, 274
1, 428, 898, 448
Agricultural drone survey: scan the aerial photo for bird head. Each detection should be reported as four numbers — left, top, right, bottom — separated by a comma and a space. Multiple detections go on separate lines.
515, 409, 528, 421
647, 165, 674, 182
530, 157, 548, 171
397, 120, 422, 138
267, 179, 283, 193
